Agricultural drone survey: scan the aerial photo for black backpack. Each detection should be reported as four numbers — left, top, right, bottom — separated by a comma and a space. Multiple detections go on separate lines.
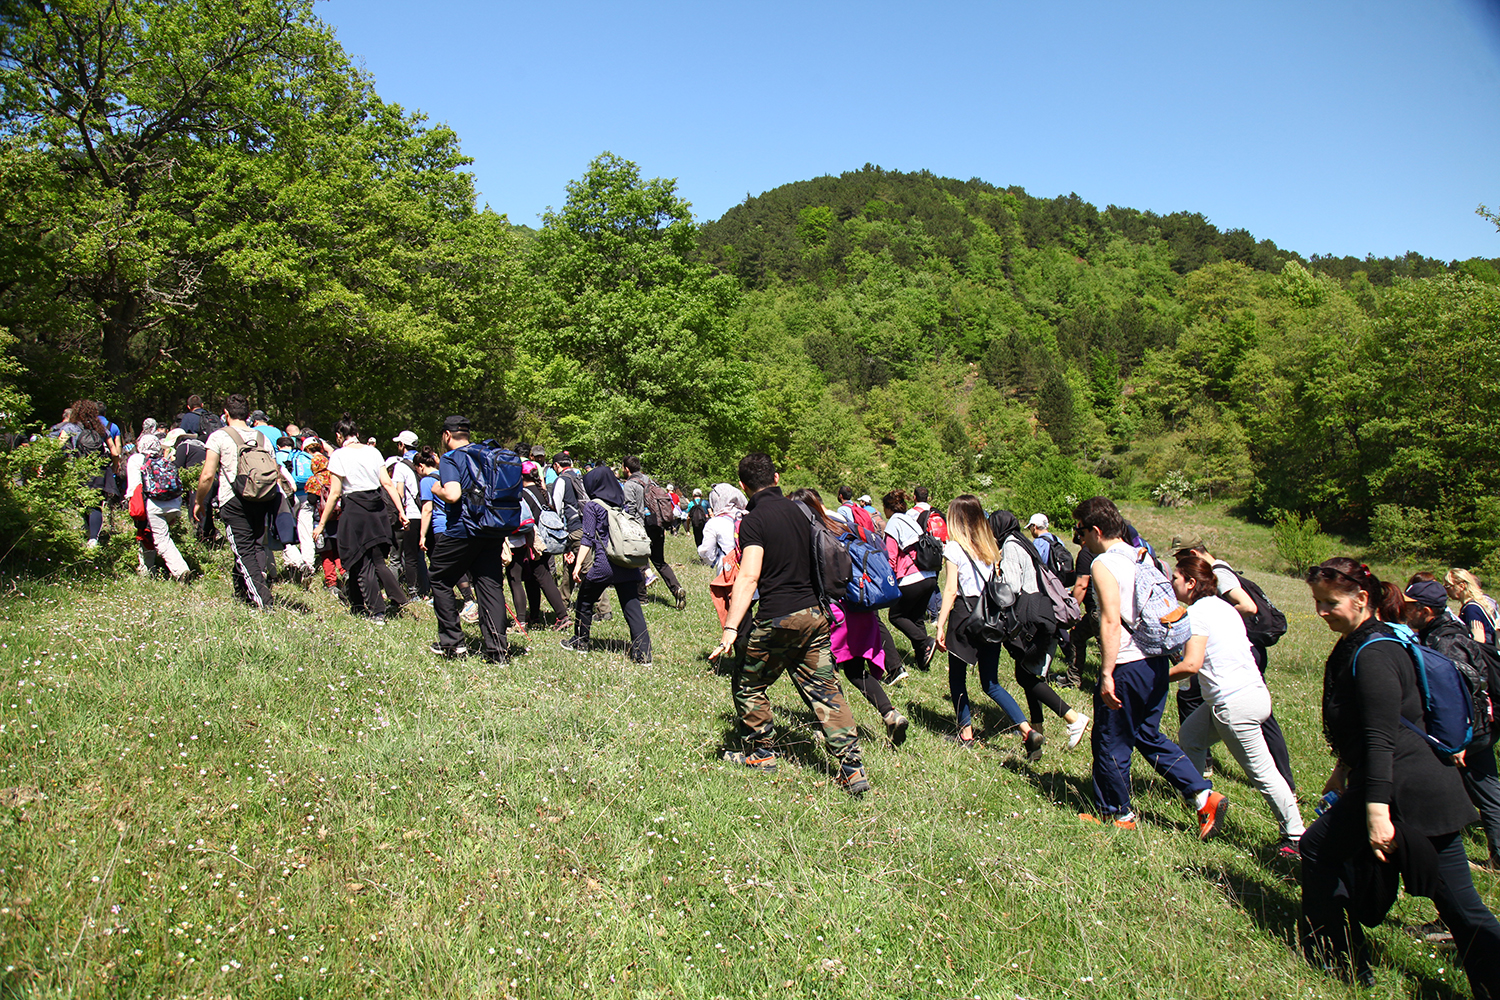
907, 512, 943, 573
795, 500, 853, 609
959, 549, 1013, 646
195, 407, 224, 439
689, 503, 709, 529
1044, 535, 1075, 587
68, 423, 105, 456
1215, 561, 1288, 647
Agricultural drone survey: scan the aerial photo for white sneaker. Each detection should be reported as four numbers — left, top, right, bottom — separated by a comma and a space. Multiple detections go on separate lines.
460, 600, 479, 624
644, 569, 658, 588
1066, 714, 1090, 749
86, 538, 99, 550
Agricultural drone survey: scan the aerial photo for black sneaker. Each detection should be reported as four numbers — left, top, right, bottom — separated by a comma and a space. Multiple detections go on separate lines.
427, 642, 468, 658
1024, 728, 1045, 762
560, 636, 590, 653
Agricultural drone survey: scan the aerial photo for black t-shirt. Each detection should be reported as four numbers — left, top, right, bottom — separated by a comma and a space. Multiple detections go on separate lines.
1074, 547, 1097, 612
739, 486, 818, 621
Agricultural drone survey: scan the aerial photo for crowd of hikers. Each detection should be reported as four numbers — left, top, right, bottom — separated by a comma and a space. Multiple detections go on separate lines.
45, 393, 1500, 996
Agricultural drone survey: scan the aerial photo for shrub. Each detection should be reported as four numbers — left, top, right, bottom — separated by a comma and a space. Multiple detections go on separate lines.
0, 436, 105, 577
1151, 471, 1201, 508
1271, 509, 1327, 577
1369, 503, 1441, 562
1008, 456, 1105, 526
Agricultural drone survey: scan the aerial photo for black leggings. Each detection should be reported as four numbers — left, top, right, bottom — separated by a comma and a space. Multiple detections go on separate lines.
510, 552, 568, 624
888, 578, 937, 660
840, 659, 893, 716
1013, 663, 1071, 729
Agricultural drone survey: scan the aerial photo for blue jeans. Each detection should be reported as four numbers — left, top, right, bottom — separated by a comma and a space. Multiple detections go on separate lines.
949, 646, 1026, 732
1091, 655, 1210, 816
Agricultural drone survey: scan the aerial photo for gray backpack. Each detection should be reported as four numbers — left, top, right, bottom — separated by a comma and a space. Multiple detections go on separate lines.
600, 501, 650, 568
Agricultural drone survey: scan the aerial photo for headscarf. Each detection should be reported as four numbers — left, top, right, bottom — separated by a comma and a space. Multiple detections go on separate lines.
582, 464, 626, 508
136, 433, 164, 457
140, 417, 159, 437
707, 482, 747, 516
987, 509, 1029, 552
306, 451, 332, 499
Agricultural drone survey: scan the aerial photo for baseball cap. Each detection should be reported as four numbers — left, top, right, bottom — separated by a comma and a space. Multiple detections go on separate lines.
1028, 513, 1050, 529
553, 451, 573, 467
249, 410, 267, 423
858, 494, 872, 505
530, 444, 547, 458
521, 460, 540, 477
442, 415, 470, 433
393, 430, 418, 447
693, 488, 702, 496
1403, 580, 1448, 609
302, 436, 321, 450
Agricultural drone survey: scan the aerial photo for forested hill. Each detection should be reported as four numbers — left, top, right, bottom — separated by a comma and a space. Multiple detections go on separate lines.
691, 164, 1500, 578
697, 165, 1493, 288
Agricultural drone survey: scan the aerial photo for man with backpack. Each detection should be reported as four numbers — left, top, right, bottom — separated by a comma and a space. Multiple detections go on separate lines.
711, 452, 870, 796
1073, 496, 1228, 838
427, 415, 512, 662
621, 455, 687, 610
1404, 578, 1500, 873
193, 393, 282, 609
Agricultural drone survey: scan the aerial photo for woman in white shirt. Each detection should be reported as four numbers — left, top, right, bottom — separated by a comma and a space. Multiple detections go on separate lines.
883, 489, 939, 671
126, 432, 190, 581
312, 415, 408, 622
935, 495, 1044, 753
1172, 552, 1304, 850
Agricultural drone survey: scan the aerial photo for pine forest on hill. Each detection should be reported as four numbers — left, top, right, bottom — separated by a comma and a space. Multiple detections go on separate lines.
3, 1, 1500, 575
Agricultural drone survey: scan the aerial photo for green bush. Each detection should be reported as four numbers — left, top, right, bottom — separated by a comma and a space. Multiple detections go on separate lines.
1369, 503, 1442, 562
0, 436, 105, 577
1271, 509, 1327, 577
1007, 456, 1105, 526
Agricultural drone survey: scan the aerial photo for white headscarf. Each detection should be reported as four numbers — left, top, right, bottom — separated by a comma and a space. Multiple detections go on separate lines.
708, 482, 747, 516
136, 433, 164, 457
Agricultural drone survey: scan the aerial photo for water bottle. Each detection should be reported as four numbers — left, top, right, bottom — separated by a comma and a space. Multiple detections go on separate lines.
1315, 790, 1341, 817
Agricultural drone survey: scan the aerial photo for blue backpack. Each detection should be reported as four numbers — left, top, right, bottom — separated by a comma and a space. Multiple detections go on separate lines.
456, 441, 523, 538
842, 524, 900, 611
1356, 625, 1476, 757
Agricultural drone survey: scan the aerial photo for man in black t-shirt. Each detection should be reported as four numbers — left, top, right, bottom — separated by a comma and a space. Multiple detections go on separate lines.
710, 453, 869, 795
1063, 532, 1097, 689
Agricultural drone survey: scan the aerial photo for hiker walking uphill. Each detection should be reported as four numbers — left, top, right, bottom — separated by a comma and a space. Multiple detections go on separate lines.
1073, 496, 1229, 838
312, 415, 410, 622
711, 452, 870, 796
425, 416, 516, 663
562, 464, 652, 665
1169, 552, 1304, 854
1300, 558, 1500, 994
621, 456, 688, 610
883, 489, 940, 670
195, 394, 282, 610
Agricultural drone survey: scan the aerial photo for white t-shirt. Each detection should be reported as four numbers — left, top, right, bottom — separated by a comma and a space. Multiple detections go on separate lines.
1187, 595, 1265, 703
328, 444, 385, 493
943, 539, 993, 598
206, 425, 272, 506
1210, 561, 1241, 598
1094, 541, 1146, 664
125, 452, 145, 497
886, 510, 936, 585
385, 457, 421, 518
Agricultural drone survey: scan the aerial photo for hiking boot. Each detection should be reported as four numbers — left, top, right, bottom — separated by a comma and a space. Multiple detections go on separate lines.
1066, 714, 1091, 749
723, 748, 777, 772
1197, 790, 1229, 841
883, 710, 909, 748
837, 764, 871, 797
1276, 836, 1302, 859
673, 587, 687, 611
1024, 728, 1045, 762
560, 636, 590, 654
427, 642, 468, 658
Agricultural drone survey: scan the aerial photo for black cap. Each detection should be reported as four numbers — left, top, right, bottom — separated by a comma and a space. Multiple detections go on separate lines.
443, 415, 470, 433
1404, 580, 1448, 609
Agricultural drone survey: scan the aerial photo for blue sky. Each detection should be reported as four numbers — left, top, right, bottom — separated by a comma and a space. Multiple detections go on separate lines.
320, 0, 1500, 261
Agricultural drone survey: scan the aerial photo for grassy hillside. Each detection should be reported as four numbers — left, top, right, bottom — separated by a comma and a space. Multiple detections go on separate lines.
1, 503, 1492, 999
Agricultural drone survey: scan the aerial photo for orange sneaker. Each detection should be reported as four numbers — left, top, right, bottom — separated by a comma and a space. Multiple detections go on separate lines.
1197, 791, 1229, 841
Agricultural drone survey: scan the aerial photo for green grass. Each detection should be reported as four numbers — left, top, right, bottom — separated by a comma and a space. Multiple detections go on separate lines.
1, 502, 1494, 999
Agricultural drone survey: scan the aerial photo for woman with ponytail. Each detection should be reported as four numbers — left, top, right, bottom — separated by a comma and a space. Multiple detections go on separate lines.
1300, 557, 1500, 992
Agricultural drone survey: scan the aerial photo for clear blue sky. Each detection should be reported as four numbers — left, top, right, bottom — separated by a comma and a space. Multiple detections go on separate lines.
319, 0, 1500, 261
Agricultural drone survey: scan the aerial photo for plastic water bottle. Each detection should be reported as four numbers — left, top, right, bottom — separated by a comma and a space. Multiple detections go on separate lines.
1315, 790, 1341, 817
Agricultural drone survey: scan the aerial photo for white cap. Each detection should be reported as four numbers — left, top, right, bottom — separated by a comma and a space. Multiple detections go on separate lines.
393, 430, 418, 447
858, 494, 872, 505
693, 488, 702, 495
1028, 513, 1050, 529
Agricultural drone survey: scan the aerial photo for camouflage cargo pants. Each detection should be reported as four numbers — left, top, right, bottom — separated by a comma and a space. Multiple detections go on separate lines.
734, 606, 862, 766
